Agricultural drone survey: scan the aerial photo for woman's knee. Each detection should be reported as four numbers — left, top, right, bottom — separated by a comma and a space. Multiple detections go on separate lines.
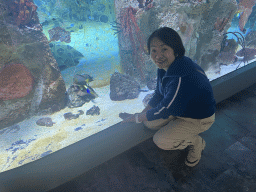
153, 134, 190, 150
143, 122, 162, 130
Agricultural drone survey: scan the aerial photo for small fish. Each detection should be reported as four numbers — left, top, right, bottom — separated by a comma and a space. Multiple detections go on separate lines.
86, 85, 99, 97
84, 84, 98, 97
236, 10, 243, 18
73, 74, 94, 85
236, 12, 241, 18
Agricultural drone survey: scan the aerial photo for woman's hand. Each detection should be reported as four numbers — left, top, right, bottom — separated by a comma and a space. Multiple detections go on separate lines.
119, 112, 133, 120
119, 113, 136, 123
119, 112, 148, 123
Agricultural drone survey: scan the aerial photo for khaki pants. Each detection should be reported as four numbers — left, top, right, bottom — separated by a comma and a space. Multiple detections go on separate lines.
143, 113, 215, 150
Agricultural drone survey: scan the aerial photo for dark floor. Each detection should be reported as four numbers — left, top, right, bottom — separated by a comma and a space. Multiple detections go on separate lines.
49, 83, 256, 192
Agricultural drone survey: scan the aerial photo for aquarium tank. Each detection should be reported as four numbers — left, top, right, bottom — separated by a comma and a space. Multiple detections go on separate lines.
1, 0, 256, 173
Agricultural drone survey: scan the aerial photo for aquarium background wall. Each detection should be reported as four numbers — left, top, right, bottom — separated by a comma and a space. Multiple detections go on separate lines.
1, 0, 256, 173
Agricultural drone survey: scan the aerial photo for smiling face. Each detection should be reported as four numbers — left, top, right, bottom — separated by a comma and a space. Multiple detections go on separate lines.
150, 37, 176, 71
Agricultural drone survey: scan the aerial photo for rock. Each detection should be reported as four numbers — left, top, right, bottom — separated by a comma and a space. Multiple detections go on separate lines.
50, 43, 84, 71
147, 78, 157, 90
67, 84, 96, 108
110, 72, 141, 101
0, 0, 66, 130
64, 110, 84, 120
142, 93, 154, 107
64, 112, 79, 120
36, 117, 55, 127
78, 110, 84, 115
0, 64, 34, 101
86, 105, 100, 116
216, 51, 237, 65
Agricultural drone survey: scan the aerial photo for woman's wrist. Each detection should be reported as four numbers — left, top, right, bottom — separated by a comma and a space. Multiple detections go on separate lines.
136, 112, 148, 123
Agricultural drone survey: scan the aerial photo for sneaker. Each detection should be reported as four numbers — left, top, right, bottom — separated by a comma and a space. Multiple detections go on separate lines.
185, 138, 206, 167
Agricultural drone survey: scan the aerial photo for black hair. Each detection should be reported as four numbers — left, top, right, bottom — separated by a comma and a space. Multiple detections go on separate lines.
147, 27, 185, 58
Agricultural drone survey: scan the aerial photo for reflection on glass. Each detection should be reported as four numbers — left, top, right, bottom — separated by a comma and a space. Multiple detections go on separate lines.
0, 0, 256, 173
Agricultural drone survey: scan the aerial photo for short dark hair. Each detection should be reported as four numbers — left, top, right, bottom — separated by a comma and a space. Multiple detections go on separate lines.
147, 27, 185, 58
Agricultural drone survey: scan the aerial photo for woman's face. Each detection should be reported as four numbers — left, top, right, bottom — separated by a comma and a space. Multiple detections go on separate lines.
150, 38, 176, 70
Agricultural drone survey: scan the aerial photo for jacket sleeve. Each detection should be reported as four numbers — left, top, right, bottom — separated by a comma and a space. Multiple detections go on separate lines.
146, 77, 184, 121
148, 75, 164, 108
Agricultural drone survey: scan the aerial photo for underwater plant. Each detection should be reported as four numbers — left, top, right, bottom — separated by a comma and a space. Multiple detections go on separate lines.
110, 21, 122, 37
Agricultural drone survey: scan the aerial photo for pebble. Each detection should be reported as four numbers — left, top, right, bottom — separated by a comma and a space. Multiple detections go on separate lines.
36, 117, 55, 127
64, 112, 79, 120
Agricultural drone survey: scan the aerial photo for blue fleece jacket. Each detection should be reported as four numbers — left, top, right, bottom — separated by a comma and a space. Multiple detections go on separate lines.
146, 56, 216, 121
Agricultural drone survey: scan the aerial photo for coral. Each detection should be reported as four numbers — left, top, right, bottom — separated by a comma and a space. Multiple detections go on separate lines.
0, 63, 34, 101
236, 47, 256, 60
238, 0, 256, 32
239, 8, 253, 32
9, 0, 38, 27
214, 11, 232, 32
118, 6, 146, 80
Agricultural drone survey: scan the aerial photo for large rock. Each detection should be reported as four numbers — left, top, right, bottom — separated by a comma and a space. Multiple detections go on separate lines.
0, 0, 66, 129
110, 72, 141, 101
66, 84, 96, 108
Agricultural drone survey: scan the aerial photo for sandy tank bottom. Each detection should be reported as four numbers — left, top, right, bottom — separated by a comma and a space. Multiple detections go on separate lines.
0, 84, 153, 173
0, 20, 134, 173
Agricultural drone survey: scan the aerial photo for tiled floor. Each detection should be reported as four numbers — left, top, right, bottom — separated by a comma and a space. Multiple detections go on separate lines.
49, 83, 256, 192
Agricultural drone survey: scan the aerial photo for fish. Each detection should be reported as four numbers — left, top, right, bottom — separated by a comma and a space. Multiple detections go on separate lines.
81, 84, 99, 97
73, 74, 98, 97
73, 74, 94, 85
76, 84, 99, 98
48, 26, 71, 43
235, 9, 243, 18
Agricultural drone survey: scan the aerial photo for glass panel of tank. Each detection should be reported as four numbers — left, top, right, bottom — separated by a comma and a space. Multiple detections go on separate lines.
1, 0, 256, 173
